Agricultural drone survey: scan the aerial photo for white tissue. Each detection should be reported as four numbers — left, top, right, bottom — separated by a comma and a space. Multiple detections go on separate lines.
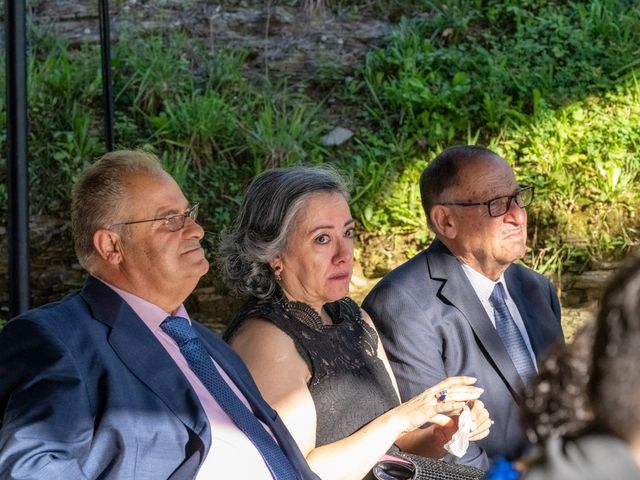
444, 405, 477, 458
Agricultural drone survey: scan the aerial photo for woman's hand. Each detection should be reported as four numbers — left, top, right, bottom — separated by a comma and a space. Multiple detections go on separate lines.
468, 399, 492, 441
396, 376, 483, 434
430, 398, 492, 446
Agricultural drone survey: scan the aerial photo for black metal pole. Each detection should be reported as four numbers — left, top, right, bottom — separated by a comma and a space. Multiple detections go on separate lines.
6, 0, 30, 317
99, 0, 115, 151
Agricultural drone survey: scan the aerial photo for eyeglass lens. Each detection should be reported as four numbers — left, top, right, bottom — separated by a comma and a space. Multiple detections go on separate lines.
165, 204, 199, 231
488, 188, 533, 217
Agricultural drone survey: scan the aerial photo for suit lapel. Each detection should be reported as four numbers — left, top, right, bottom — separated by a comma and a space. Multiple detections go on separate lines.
427, 241, 526, 397
79, 277, 317, 478
199, 332, 316, 479
199, 336, 276, 424
80, 277, 210, 440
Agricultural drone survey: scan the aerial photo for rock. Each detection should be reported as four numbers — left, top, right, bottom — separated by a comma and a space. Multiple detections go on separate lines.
570, 270, 614, 292
269, 6, 297, 26
321, 126, 353, 146
561, 288, 588, 308
352, 20, 390, 43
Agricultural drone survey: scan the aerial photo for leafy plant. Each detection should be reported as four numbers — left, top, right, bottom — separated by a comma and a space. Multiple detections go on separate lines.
3, 0, 640, 282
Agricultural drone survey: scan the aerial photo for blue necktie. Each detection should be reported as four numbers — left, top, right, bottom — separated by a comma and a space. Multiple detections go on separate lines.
161, 316, 297, 480
489, 283, 537, 385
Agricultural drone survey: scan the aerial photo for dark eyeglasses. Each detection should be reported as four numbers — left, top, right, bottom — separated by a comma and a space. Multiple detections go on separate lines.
109, 203, 199, 232
439, 186, 534, 218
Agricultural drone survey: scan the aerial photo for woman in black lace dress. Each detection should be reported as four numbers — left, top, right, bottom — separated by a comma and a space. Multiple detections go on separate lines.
220, 166, 492, 480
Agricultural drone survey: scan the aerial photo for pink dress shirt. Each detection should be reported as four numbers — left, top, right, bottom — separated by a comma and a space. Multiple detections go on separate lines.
101, 279, 274, 479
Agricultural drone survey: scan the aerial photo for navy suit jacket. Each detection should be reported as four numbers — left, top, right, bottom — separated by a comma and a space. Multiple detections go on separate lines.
363, 240, 564, 468
0, 276, 318, 480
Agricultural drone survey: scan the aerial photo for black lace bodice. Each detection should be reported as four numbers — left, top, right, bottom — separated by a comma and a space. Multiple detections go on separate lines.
224, 296, 400, 447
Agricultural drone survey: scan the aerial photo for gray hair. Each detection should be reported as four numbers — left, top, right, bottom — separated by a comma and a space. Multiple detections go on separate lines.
219, 165, 350, 298
71, 150, 166, 270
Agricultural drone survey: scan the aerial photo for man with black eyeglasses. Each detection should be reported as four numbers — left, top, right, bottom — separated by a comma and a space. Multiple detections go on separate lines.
0, 150, 318, 480
363, 145, 564, 470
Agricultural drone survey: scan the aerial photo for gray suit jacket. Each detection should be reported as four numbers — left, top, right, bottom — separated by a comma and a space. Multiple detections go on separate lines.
363, 240, 564, 468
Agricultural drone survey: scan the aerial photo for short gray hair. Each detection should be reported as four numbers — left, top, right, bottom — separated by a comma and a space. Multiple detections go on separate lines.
219, 165, 350, 298
71, 150, 166, 270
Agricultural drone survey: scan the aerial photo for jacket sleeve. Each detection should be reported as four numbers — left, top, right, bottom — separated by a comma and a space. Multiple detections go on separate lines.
363, 281, 449, 398
0, 318, 92, 479
363, 281, 490, 470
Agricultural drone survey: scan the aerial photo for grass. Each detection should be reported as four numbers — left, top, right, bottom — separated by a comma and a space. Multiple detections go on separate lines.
341, 0, 640, 272
0, 0, 639, 280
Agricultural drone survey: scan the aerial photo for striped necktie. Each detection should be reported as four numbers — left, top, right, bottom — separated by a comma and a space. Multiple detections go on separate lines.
489, 283, 537, 385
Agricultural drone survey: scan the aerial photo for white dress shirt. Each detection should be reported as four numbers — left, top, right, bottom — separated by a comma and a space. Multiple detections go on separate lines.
460, 263, 538, 371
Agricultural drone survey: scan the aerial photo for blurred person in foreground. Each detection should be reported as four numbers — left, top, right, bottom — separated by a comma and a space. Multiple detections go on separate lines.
0, 150, 317, 479
363, 145, 565, 468
220, 165, 492, 480
505, 253, 640, 480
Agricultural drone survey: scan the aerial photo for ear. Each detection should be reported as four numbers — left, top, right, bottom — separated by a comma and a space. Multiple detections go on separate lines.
268, 254, 283, 275
430, 205, 458, 240
93, 229, 124, 265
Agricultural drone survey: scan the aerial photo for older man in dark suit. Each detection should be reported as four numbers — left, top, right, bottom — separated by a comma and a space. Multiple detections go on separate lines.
363, 145, 564, 470
0, 150, 318, 480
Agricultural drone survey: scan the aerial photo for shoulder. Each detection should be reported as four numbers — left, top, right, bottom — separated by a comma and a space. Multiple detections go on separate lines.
359, 307, 376, 329
223, 296, 284, 341
2, 292, 91, 344
0, 299, 92, 402
228, 316, 313, 386
504, 263, 556, 297
367, 240, 458, 291
379, 250, 429, 284
364, 251, 429, 301
363, 248, 446, 314
228, 317, 300, 361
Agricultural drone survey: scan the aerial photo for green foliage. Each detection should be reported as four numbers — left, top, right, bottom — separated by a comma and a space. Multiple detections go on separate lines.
343, 0, 640, 270
3, 0, 640, 276
239, 90, 328, 172
150, 90, 242, 165
10, 29, 334, 238
23, 35, 103, 211
362, 0, 640, 146
503, 78, 640, 269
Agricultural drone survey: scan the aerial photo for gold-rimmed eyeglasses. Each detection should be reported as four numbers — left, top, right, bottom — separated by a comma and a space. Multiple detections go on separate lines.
109, 203, 199, 232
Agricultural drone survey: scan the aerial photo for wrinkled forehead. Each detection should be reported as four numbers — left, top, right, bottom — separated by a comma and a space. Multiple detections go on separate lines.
451, 156, 518, 200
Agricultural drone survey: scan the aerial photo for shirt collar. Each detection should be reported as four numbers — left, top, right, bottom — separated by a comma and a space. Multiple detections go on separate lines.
459, 261, 507, 304
94, 276, 190, 331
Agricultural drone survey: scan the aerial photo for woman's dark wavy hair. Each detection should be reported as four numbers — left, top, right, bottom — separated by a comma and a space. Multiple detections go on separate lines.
589, 252, 640, 442
521, 322, 595, 444
522, 252, 640, 444
218, 165, 350, 299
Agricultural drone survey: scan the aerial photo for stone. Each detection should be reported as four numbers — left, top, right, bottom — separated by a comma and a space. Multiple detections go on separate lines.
570, 270, 614, 292
321, 126, 353, 146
